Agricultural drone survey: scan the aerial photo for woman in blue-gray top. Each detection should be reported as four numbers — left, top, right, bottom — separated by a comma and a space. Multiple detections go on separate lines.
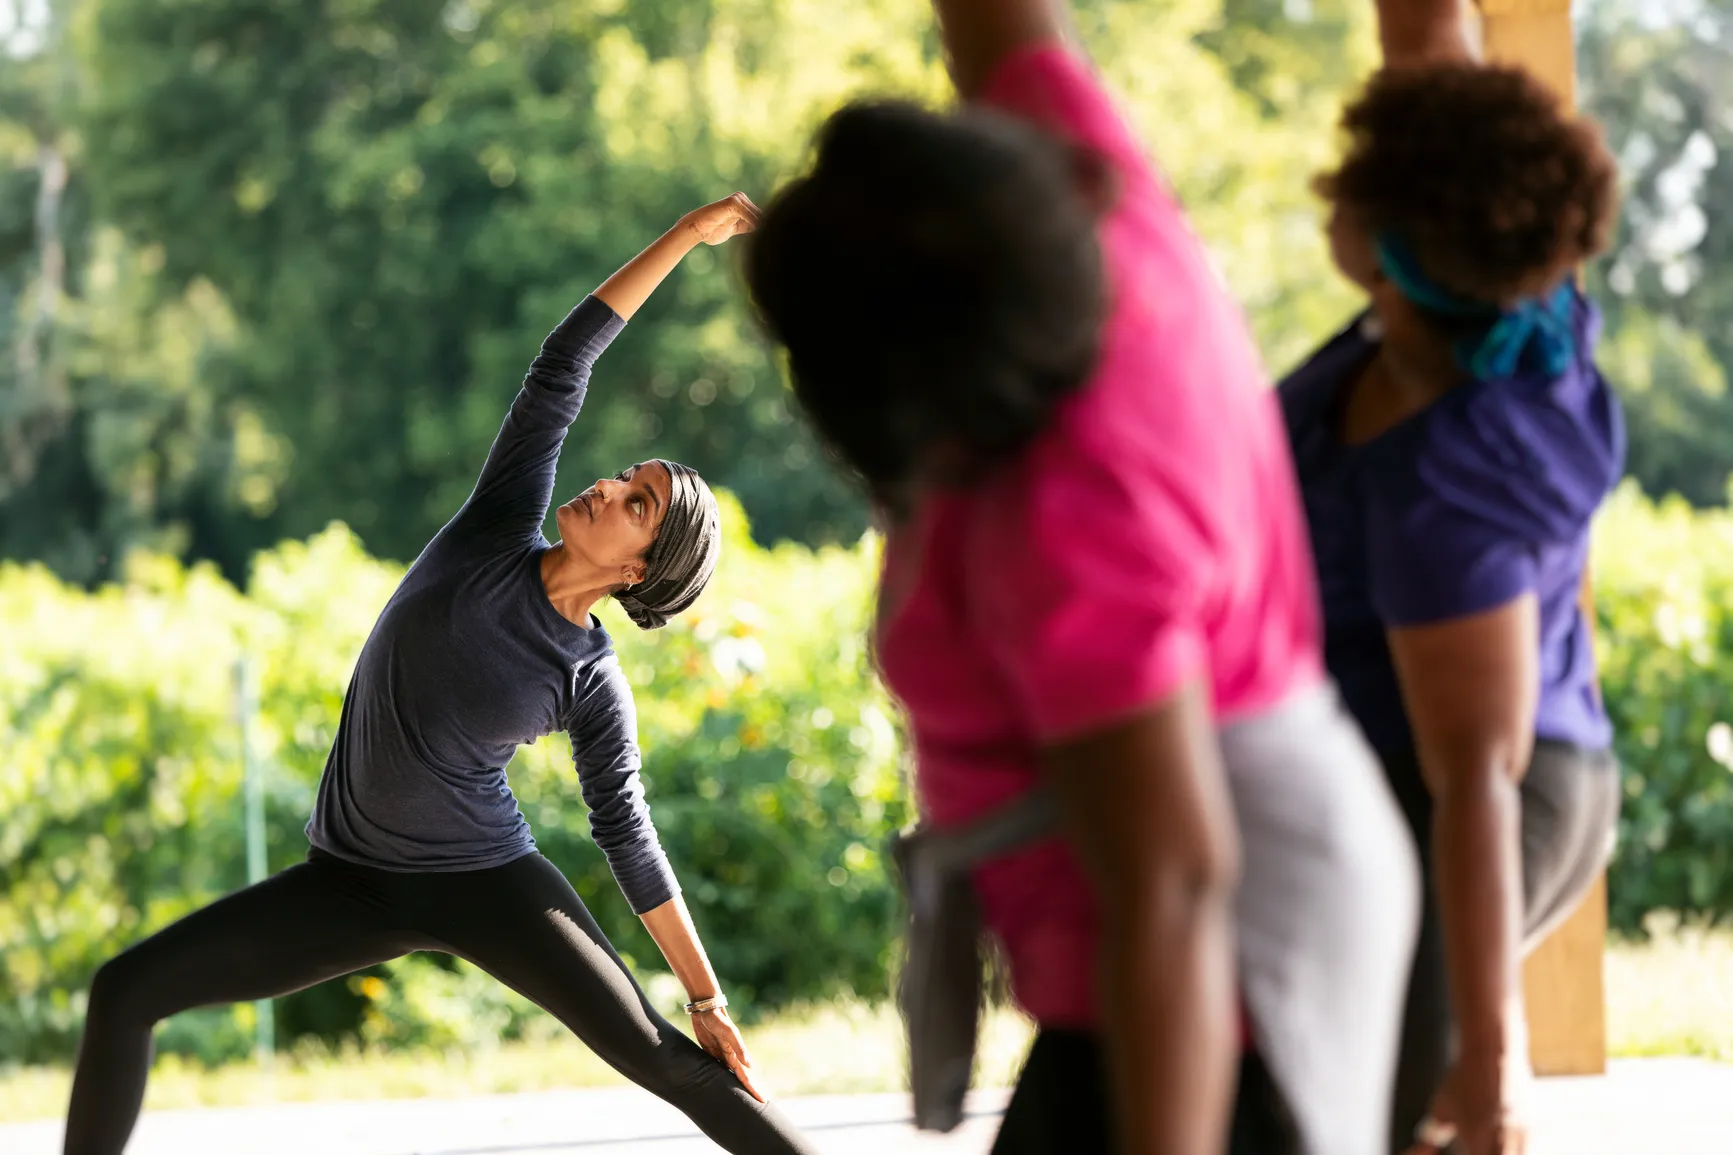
1279, 5, 1623, 1155
63, 193, 819, 1155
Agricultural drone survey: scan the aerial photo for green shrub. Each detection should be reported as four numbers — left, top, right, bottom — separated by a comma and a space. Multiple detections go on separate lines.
1594, 483, 1733, 932
0, 494, 906, 1063
6, 481, 1732, 1064
514, 495, 910, 1009
0, 553, 258, 1062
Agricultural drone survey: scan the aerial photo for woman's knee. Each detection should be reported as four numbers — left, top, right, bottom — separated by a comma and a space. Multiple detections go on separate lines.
86, 946, 170, 1028
641, 1025, 736, 1099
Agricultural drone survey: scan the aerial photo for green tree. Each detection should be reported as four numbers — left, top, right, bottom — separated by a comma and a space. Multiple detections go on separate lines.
30, 0, 1370, 578
1580, 0, 1733, 506
13, 0, 1733, 577
69, 0, 893, 571
0, 0, 272, 584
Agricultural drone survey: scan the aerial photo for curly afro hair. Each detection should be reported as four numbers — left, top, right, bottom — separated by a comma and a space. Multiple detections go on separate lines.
746, 100, 1105, 514
1316, 61, 1620, 304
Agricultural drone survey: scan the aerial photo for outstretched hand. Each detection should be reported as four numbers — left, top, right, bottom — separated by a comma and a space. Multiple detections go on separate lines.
1403, 1049, 1532, 1155
593, 192, 761, 319
692, 1006, 765, 1102
682, 192, 760, 247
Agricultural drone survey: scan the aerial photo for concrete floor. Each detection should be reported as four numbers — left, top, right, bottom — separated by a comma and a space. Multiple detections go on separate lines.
5, 1058, 1729, 1154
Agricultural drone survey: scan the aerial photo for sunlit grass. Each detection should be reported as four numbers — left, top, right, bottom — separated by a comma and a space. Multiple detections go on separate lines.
0, 1000, 1034, 1123
3, 924, 1727, 1125
1606, 918, 1733, 1062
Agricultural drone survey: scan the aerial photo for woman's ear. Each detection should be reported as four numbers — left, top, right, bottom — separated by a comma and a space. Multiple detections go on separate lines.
1067, 143, 1120, 220
621, 560, 648, 588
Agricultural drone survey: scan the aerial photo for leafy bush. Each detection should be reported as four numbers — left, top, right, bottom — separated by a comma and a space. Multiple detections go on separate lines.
5, 482, 1733, 1064
0, 553, 258, 1062
1594, 483, 1733, 932
516, 495, 909, 1008
0, 494, 906, 1063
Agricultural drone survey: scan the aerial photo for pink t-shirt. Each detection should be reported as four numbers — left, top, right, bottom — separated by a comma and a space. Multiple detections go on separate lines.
875, 45, 1324, 1027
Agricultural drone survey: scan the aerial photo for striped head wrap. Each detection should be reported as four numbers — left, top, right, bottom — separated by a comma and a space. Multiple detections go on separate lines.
614, 460, 721, 631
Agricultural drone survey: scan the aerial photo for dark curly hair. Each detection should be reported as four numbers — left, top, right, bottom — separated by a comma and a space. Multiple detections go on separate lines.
746, 100, 1106, 514
1316, 62, 1620, 303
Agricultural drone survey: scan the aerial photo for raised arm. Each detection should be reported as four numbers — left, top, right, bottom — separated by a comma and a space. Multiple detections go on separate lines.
596, 193, 759, 319
932, 0, 1071, 98
1376, 0, 1477, 68
446, 194, 757, 551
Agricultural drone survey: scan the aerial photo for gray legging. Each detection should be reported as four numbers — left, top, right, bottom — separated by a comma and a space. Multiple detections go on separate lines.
1383, 739, 1622, 1154
64, 849, 817, 1155
1222, 682, 1422, 1155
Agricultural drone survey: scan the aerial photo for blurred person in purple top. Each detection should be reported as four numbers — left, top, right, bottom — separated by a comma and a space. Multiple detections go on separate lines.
1277, 3, 1623, 1154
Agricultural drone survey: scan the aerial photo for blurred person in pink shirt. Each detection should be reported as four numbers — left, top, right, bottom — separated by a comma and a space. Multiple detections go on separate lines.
746, 2, 1418, 1154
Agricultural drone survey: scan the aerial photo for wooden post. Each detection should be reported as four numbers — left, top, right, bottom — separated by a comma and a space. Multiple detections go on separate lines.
1477, 0, 1578, 105
1524, 877, 1609, 1075
1472, 0, 1610, 1078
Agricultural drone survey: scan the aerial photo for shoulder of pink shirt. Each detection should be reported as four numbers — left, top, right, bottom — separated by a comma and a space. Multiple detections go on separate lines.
976, 40, 1166, 204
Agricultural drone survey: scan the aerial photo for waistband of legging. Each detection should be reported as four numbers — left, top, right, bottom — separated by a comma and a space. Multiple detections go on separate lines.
1374, 735, 1617, 769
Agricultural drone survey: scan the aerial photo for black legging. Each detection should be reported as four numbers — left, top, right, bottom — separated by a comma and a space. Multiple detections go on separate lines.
991, 1030, 1300, 1154
64, 849, 817, 1155
1383, 740, 1621, 1154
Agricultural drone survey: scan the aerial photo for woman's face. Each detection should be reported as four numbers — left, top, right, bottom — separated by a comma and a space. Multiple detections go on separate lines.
554, 461, 672, 586
1326, 202, 1379, 295
1327, 202, 1424, 337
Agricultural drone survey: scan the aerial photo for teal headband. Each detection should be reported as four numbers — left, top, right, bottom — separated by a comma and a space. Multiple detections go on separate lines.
1375, 233, 1576, 380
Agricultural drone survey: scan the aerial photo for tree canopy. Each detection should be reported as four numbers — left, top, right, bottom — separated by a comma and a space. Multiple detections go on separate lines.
0, 0, 1726, 580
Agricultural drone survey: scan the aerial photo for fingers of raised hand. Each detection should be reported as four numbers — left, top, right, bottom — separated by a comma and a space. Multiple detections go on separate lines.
696, 192, 758, 244
729, 192, 761, 230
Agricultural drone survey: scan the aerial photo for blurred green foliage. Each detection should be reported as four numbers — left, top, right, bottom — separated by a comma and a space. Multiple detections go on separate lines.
3, 486, 1733, 1064
2, 0, 1733, 1075
4, 0, 1726, 574
1, 0, 1370, 580
1593, 483, 1733, 933
4, 1, 1723, 586
1579, 0, 1733, 509
0, 497, 908, 1063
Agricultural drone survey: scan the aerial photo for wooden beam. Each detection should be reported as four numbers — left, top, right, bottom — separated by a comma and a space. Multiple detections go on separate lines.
1525, 876, 1610, 1075
1478, 0, 1577, 106
1471, 0, 1610, 1079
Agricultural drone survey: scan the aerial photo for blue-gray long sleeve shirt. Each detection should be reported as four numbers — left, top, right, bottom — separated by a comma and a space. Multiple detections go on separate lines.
306, 296, 679, 913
